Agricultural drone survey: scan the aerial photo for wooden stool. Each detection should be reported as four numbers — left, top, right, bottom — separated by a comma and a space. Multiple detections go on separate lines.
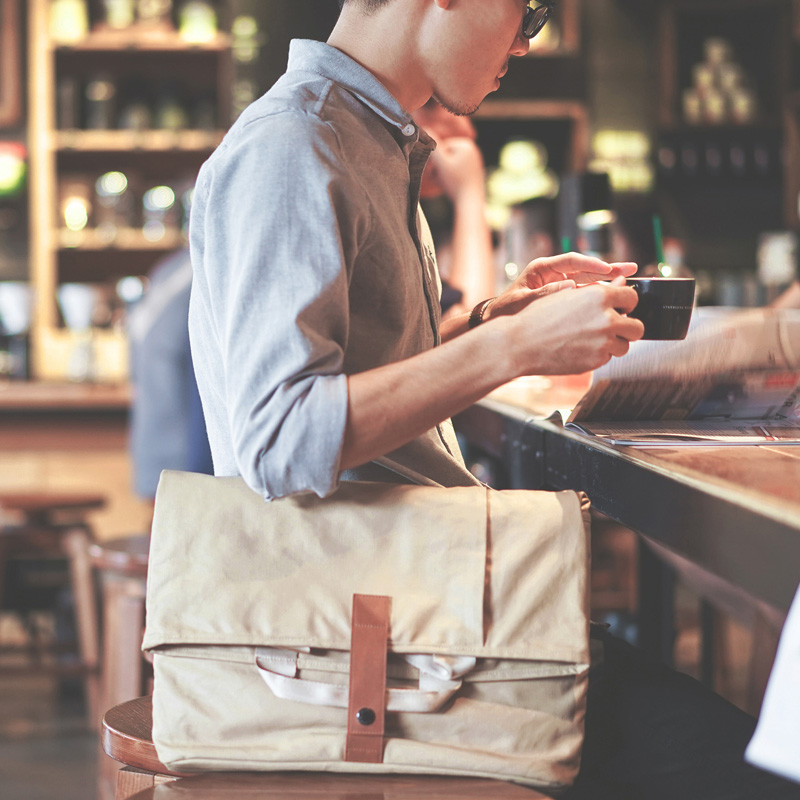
0, 491, 105, 728
90, 535, 150, 713
102, 697, 553, 800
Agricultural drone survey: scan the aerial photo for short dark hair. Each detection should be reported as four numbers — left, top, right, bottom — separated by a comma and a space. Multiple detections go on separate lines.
338, 0, 394, 11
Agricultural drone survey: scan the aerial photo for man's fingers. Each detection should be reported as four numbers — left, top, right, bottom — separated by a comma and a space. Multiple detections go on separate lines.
616, 315, 645, 342
609, 337, 632, 358
537, 253, 638, 279
608, 283, 639, 313
532, 279, 576, 298
605, 262, 639, 278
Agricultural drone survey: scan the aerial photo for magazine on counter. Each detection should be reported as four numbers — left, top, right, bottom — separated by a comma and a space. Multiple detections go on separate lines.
565, 307, 800, 446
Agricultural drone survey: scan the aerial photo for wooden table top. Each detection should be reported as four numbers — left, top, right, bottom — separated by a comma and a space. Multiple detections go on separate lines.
488, 378, 800, 530
454, 378, 800, 611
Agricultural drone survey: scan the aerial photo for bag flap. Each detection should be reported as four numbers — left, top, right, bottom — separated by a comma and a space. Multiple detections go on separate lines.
484, 488, 591, 663
143, 472, 590, 664
143, 473, 487, 654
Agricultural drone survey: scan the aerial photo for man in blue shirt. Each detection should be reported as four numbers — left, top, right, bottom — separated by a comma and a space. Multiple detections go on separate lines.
188, 1, 800, 797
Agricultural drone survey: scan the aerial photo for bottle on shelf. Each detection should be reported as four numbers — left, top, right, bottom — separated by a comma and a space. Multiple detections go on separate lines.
50, 0, 89, 44
178, 1, 219, 43
84, 75, 118, 130
136, 0, 174, 29
103, 0, 136, 30
95, 171, 134, 243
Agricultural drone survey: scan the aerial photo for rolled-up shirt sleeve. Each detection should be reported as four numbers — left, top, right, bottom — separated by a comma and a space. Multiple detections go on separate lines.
189, 109, 368, 499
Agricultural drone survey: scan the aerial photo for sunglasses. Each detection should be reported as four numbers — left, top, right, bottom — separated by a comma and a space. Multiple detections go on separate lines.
522, 1, 555, 40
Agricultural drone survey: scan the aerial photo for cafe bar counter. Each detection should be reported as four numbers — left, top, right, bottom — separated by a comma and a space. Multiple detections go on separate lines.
454, 378, 800, 619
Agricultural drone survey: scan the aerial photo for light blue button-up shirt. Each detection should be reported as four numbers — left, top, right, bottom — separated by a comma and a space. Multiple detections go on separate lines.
188, 40, 480, 499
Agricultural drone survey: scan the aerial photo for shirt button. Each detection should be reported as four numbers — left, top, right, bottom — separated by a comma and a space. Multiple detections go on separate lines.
401, 123, 416, 137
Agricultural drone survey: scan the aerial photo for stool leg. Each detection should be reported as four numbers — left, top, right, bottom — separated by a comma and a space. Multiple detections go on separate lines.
101, 575, 146, 711
98, 575, 147, 799
64, 528, 101, 729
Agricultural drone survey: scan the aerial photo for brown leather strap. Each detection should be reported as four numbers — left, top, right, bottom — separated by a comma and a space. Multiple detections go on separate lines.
345, 594, 391, 764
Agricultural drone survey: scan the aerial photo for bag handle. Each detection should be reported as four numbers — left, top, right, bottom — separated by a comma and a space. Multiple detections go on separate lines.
254, 649, 467, 714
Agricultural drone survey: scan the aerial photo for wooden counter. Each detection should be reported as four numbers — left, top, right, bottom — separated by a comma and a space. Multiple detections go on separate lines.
0, 381, 152, 540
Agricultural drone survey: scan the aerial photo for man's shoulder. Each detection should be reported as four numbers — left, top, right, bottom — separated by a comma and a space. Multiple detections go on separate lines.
222, 71, 377, 152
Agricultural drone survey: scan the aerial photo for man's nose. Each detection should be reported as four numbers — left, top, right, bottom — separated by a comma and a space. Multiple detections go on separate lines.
510, 29, 531, 58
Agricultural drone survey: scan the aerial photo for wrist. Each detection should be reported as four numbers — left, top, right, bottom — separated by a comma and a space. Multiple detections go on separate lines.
468, 297, 495, 329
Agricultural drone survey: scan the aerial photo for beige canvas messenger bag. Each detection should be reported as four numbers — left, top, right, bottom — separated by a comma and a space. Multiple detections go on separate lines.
142, 470, 592, 793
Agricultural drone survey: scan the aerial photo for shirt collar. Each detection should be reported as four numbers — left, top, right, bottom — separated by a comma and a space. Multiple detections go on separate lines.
286, 39, 434, 150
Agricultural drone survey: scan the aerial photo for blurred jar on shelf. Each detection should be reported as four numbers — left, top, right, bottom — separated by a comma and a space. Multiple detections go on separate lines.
58, 176, 93, 245
50, 0, 89, 44
95, 171, 135, 243
154, 86, 191, 131
704, 37, 733, 67
682, 89, 703, 125
103, 0, 136, 29
179, 1, 218, 43
729, 88, 758, 124
142, 184, 179, 242
0, 283, 32, 380
57, 283, 103, 382
703, 89, 727, 125
137, 0, 174, 28
85, 75, 118, 130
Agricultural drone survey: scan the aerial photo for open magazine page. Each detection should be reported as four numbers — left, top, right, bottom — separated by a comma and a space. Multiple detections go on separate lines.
565, 419, 800, 446
565, 308, 800, 444
585, 308, 800, 382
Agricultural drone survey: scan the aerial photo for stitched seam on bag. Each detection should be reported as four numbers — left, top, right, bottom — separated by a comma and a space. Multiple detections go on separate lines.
155, 645, 590, 662
160, 757, 570, 790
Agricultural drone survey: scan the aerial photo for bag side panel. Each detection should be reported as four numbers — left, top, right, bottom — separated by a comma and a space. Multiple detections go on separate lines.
151, 651, 585, 790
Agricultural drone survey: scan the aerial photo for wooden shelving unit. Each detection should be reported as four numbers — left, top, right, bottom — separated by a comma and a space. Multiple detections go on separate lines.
653, 0, 792, 272
27, 0, 232, 382
54, 129, 225, 152
49, 27, 231, 53
474, 99, 589, 173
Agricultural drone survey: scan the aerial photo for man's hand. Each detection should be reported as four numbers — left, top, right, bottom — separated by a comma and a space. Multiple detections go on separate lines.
485, 252, 638, 320
503, 277, 645, 375
517, 252, 639, 289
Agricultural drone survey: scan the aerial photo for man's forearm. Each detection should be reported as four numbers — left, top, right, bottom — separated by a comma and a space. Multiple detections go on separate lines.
341, 318, 516, 471
341, 279, 645, 472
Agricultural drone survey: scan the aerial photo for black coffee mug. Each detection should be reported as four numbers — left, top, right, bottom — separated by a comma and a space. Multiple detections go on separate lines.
626, 277, 695, 340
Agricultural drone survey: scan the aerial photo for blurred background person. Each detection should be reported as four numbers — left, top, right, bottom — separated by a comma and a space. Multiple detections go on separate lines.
127, 248, 213, 507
